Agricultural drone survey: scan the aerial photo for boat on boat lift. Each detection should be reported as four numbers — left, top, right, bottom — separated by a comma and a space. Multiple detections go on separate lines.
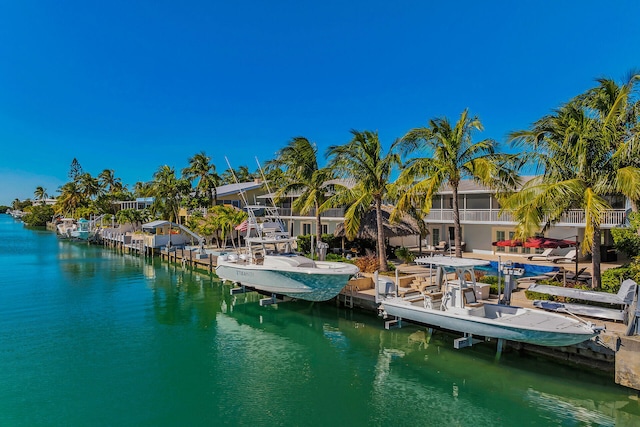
215, 158, 359, 303
376, 256, 603, 348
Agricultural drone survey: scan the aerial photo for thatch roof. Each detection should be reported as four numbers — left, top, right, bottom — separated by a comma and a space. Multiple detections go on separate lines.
333, 205, 421, 240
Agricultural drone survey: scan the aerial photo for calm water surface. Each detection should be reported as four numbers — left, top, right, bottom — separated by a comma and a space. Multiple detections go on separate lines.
1, 214, 639, 426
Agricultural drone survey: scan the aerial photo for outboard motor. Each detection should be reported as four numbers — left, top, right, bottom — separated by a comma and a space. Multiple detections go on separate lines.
500, 261, 525, 305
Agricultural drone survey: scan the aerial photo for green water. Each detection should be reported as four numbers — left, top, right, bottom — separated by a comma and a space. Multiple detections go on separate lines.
1, 214, 639, 426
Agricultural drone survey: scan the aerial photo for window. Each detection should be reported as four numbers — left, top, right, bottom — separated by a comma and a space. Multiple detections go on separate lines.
321, 224, 328, 235
431, 228, 440, 246
496, 230, 505, 252
302, 223, 311, 235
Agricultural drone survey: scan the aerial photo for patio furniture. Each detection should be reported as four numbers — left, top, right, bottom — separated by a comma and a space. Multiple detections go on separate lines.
548, 249, 577, 264
525, 248, 556, 261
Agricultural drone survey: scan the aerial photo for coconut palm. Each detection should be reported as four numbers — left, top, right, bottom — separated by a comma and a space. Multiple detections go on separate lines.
152, 165, 190, 223
182, 152, 220, 207
396, 109, 519, 258
55, 181, 84, 218
76, 172, 102, 201
98, 169, 123, 194
34, 186, 48, 204
503, 72, 640, 288
325, 130, 401, 272
133, 181, 155, 198
272, 137, 335, 247
220, 165, 253, 184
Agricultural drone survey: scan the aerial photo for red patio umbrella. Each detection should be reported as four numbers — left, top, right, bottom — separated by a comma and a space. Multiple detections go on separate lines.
491, 239, 523, 247
523, 237, 576, 249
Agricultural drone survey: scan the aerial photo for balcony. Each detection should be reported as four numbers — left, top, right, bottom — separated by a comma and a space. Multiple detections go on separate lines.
275, 208, 346, 219
424, 209, 626, 228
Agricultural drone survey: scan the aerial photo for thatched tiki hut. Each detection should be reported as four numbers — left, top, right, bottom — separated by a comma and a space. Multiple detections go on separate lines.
333, 205, 422, 256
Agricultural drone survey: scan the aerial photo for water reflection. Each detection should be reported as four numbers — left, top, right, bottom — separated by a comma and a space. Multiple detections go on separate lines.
218, 295, 639, 426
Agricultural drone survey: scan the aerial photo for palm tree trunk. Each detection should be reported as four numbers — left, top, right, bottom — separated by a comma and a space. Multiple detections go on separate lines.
591, 226, 602, 289
375, 198, 388, 272
315, 202, 323, 250
451, 184, 462, 258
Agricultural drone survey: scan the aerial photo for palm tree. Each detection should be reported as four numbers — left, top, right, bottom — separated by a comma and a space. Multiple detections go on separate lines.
55, 181, 84, 218
272, 137, 334, 247
396, 109, 519, 257
220, 165, 253, 184
503, 73, 640, 288
182, 152, 220, 207
152, 165, 184, 223
325, 130, 401, 272
34, 186, 48, 204
98, 169, 123, 194
133, 181, 154, 198
76, 172, 102, 201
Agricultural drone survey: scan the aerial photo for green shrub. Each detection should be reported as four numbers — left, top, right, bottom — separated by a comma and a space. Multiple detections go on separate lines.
22, 205, 55, 227
394, 246, 415, 264
611, 212, 640, 257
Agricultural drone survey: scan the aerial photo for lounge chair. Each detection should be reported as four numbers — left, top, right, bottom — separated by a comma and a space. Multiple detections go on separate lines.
547, 249, 577, 264
450, 241, 466, 252
525, 248, 555, 261
434, 241, 448, 252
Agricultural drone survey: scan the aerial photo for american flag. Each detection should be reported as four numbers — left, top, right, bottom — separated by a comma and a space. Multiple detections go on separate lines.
235, 220, 248, 232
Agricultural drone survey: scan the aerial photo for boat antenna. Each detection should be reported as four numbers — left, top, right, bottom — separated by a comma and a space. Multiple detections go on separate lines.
224, 157, 250, 208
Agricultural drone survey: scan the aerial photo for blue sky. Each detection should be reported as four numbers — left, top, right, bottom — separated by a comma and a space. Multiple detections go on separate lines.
1, 0, 639, 205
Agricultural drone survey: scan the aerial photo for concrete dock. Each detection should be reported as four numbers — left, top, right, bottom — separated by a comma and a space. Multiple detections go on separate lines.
96, 235, 640, 392
336, 252, 640, 392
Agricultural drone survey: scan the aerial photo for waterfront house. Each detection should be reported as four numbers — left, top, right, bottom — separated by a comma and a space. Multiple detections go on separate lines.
418, 178, 627, 259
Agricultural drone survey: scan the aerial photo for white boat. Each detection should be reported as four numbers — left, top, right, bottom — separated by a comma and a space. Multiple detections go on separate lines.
56, 218, 77, 238
70, 218, 92, 240
216, 205, 359, 301
377, 256, 602, 347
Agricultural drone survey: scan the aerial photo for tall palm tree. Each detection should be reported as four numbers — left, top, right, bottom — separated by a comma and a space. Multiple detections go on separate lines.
182, 152, 220, 207
396, 109, 519, 258
76, 172, 102, 201
133, 181, 155, 198
220, 165, 253, 184
503, 73, 640, 288
55, 181, 84, 218
325, 130, 401, 272
34, 186, 48, 204
98, 169, 123, 194
152, 165, 189, 223
272, 137, 334, 247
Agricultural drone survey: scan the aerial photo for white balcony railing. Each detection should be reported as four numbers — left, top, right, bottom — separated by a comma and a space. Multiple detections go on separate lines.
424, 209, 626, 227
276, 208, 345, 218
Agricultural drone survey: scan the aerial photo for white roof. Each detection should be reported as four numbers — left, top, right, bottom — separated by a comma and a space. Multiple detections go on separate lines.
142, 220, 172, 228
216, 181, 263, 198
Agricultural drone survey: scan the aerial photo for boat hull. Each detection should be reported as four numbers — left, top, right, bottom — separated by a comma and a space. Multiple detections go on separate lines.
380, 299, 598, 347
216, 260, 358, 302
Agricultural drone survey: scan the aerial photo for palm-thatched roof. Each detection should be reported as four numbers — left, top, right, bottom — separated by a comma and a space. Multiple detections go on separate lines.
333, 205, 421, 240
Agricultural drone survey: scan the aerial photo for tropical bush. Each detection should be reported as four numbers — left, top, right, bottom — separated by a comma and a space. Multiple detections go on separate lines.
394, 246, 415, 264
611, 213, 640, 258
601, 257, 640, 292
22, 205, 55, 227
